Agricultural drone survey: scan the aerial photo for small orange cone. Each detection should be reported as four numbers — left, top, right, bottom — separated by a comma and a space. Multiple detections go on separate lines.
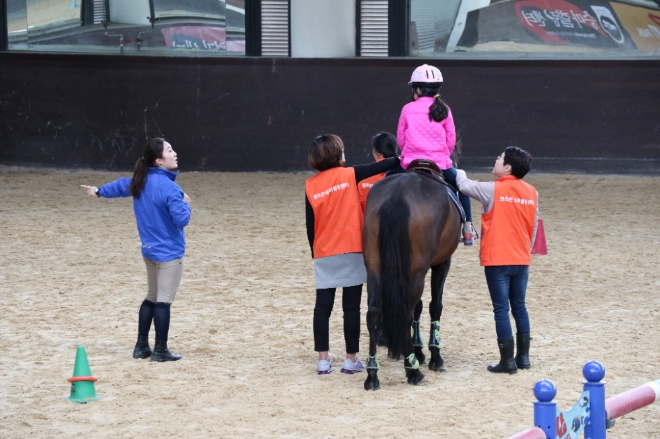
532, 219, 548, 255
67, 346, 100, 404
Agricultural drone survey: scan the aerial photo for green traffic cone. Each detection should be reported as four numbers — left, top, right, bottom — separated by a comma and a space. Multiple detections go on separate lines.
67, 346, 100, 404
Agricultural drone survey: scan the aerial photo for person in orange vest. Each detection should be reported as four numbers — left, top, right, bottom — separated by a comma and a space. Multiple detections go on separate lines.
357, 132, 400, 211
456, 146, 538, 374
306, 134, 400, 375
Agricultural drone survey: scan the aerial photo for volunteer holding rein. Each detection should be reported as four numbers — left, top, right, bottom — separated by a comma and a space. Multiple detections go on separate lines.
305, 134, 399, 375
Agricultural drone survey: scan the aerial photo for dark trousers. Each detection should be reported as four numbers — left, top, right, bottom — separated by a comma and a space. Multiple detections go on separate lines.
442, 166, 473, 222
313, 285, 363, 353
386, 164, 472, 222
485, 265, 530, 340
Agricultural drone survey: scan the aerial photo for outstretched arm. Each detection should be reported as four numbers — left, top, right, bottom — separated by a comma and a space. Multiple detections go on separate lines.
80, 185, 100, 198
456, 169, 495, 213
81, 178, 132, 198
353, 157, 400, 183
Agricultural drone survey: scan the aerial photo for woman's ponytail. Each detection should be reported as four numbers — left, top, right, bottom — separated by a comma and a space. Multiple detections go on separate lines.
130, 138, 165, 198
429, 94, 448, 123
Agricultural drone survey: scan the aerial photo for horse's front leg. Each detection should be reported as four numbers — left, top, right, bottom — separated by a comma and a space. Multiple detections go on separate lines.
364, 276, 381, 391
412, 300, 425, 364
428, 259, 451, 372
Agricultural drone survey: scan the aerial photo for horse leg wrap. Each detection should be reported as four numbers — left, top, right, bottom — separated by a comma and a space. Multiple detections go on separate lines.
429, 321, 442, 348
412, 319, 424, 347
404, 354, 420, 370
366, 355, 380, 371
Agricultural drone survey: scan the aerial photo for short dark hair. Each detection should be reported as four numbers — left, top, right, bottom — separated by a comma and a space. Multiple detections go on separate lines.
308, 134, 344, 171
372, 132, 399, 158
503, 146, 532, 179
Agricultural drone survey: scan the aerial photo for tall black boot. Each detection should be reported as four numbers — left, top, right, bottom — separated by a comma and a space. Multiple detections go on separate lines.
487, 338, 517, 374
151, 339, 181, 362
515, 333, 531, 369
133, 335, 152, 359
151, 302, 180, 362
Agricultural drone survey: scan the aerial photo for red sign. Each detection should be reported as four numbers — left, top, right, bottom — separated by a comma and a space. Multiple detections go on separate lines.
161, 26, 226, 50
515, 0, 606, 44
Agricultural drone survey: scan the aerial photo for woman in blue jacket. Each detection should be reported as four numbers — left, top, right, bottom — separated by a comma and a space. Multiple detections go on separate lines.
82, 138, 191, 362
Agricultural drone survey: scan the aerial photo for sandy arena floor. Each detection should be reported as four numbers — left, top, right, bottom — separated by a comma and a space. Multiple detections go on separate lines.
0, 167, 659, 438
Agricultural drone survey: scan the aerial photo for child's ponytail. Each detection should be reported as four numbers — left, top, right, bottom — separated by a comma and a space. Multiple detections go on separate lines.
429, 94, 448, 123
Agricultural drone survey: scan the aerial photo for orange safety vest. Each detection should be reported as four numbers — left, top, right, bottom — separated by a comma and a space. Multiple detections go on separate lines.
480, 175, 538, 266
357, 158, 386, 211
305, 167, 364, 259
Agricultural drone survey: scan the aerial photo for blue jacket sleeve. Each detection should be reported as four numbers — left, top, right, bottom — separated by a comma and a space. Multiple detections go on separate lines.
166, 185, 191, 228
98, 178, 132, 198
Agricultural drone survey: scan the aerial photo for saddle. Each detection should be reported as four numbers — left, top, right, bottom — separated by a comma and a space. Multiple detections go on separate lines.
406, 159, 445, 183
405, 159, 466, 224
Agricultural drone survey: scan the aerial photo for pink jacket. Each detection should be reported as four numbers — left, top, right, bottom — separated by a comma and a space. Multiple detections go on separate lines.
397, 96, 456, 170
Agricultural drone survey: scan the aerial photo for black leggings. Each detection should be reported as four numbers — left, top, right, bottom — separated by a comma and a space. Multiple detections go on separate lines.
313, 284, 363, 353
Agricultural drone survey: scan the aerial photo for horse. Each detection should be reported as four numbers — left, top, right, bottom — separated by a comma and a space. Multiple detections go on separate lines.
362, 160, 462, 390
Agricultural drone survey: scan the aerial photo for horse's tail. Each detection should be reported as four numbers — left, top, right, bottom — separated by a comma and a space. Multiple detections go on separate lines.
377, 195, 412, 361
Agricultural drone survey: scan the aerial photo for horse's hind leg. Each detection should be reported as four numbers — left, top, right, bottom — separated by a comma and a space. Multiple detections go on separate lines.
428, 259, 451, 372
412, 300, 425, 364
364, 275, 381, 391
404, 317, 426, 386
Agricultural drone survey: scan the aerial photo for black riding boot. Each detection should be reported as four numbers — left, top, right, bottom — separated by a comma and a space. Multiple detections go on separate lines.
487, 338, 517, 374
515, 333, 531, 369
151, 302, 181, 362
151, 339, 181, 362
132, 335, 152, 359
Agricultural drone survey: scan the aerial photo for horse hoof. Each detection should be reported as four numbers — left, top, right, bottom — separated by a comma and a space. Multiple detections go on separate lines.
429, 361, 446, 372
407, 370, 426, 386
407, 375, 427, 386
364, 379, 380, 391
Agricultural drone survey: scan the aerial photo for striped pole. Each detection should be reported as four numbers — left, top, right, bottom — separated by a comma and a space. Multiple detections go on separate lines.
606, 379, 660, 420
505, 427, 546, 439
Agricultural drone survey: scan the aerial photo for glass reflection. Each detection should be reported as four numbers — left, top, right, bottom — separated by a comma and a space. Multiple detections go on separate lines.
7, 0, 28, 49
409, 0, 660, 56
7, 0, 246, 55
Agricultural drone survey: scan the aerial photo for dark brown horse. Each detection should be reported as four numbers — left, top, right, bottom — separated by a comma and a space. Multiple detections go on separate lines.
362, 162, 462, 390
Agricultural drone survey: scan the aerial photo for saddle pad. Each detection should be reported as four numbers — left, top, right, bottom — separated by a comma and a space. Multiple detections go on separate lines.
446, 186, 466, 224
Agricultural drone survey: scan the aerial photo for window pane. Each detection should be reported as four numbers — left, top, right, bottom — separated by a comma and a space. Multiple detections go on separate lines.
7, 0, 28, 49
7, 0, 246, 56
409, 0, 660, 58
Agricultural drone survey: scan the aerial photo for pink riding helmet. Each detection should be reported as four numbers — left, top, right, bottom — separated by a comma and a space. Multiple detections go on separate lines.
408, 64, 443, 85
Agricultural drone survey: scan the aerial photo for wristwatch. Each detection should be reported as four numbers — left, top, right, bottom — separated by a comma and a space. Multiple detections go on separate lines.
95, 188, 101, 197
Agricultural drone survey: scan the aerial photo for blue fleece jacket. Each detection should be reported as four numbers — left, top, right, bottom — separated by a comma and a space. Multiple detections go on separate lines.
98, 167, 191, 262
